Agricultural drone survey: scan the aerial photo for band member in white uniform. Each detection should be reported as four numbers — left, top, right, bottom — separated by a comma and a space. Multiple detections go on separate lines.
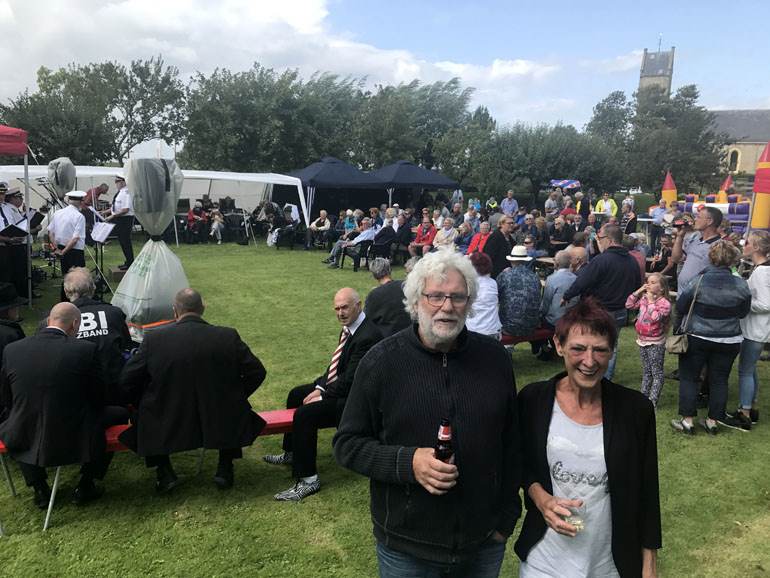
104, 176, 134, 270
48, 191, 87, 301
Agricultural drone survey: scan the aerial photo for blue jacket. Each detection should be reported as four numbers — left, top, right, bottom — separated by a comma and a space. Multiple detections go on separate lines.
676, 266, 751, 337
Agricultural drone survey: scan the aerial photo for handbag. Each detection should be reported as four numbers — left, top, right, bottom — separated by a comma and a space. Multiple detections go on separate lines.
665, 275, 703, 355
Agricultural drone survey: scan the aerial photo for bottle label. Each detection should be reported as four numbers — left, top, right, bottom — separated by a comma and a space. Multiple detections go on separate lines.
438, 425, 451, 441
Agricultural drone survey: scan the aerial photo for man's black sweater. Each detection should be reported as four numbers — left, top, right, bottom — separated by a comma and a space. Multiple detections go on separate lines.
563, 245, 642, 311
333, 325, 521, 564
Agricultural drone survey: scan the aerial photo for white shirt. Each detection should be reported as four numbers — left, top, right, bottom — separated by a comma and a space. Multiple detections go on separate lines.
521, 401, 619, 578
4, 203, 30, 244
48, 205, 86, 250
466, 275, 502, 336
113, 186, 134, 216
0, 202, 15, 229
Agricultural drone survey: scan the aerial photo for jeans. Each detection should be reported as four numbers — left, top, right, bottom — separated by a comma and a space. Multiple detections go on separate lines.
738, 338, 765, 409
605, 309, 627, 381
376, 539, 506, 578
678, 336, 740, 419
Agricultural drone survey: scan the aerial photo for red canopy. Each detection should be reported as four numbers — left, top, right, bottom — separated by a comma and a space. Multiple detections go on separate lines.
0, 124, 28, 156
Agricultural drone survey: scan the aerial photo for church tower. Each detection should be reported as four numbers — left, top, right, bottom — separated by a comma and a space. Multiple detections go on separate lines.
639, 47, 675, 96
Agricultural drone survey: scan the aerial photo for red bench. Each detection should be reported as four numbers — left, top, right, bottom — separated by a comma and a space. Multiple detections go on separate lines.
500, 327, 555, 347
0, 408, 295, 534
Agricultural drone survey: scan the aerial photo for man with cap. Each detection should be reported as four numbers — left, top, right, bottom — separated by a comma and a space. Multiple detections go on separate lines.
3, 187, 36, 298
0, 182, 16, 286
48, 191, 87, 302
497, 245, 542, 338
0, 302, 113, 508
104, 176, 134, 270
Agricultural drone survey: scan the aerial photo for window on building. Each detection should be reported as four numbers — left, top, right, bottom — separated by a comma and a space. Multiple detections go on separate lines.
729, 150, 739, 172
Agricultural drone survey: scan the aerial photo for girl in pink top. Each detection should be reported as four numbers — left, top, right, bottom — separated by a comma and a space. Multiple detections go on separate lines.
625, 273, 672, 406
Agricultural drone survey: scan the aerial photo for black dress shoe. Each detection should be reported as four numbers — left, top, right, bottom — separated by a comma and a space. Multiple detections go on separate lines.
155, 465, 181, 494
33, 483, 51, 510
118, 264, 129, 271
213, 464, 234, 490
72, 480, 105, 505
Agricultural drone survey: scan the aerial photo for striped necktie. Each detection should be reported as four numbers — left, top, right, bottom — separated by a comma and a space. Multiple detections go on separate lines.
326, 326, 350, 384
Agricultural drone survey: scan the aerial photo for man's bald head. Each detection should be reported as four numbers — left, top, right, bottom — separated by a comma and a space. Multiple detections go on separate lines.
48, 302, 81, 336
173, 288, 205, 318
569, 246, 587, 271
333, 287, 362, 327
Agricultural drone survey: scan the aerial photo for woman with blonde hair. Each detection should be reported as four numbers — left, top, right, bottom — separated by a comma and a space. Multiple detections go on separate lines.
722, 231, 770, 430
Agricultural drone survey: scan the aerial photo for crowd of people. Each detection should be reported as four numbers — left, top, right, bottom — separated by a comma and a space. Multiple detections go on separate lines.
0, 181, 768, 577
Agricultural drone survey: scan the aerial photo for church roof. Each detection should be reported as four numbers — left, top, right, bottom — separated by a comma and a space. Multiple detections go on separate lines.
711, 110, 770, 143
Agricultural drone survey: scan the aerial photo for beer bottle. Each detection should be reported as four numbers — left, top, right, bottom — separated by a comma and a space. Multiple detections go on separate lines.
434, 419, 453, 462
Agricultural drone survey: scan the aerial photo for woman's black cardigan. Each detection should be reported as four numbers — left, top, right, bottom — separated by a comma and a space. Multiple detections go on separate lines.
514, 372, 662, 577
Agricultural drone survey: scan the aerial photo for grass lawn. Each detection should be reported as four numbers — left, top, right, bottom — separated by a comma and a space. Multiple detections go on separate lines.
2, 239, 769, 576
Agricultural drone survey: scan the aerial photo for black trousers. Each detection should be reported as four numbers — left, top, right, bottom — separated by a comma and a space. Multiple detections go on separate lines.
8, 243, 27, 298
16, 405, 129, 487
0, 245, 10, 284
113, 215, 134, 265
678, 336, 740, 420
145, 448, 242, 469
282, 383, 346, 479
58, 246, 85, 302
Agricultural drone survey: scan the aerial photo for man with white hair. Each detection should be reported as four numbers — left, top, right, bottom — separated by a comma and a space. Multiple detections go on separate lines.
334, 250, 521, 576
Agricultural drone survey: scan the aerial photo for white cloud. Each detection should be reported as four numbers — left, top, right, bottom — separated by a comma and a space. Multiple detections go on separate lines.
0, 0, 568, 130
580, 50, 643, 74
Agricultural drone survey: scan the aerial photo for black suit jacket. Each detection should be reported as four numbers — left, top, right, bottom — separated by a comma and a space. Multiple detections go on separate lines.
0, 328, 106, 466
364, 281, 412, 337
514, 373, 661, 577
118, 316, 267, 456
483, 230, 514, 279
395, 225, 413, 247
318, 316, 382, 400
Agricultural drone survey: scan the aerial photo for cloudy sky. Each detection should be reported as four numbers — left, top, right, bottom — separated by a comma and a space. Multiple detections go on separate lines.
1, 0, 768, 131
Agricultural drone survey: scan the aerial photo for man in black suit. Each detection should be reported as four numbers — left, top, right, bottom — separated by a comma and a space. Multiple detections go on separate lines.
483, 215, 515, 278
0, 303, 111, 508
264, 287, 382, 501
119, 288, 267, 492
364, 258, 411, 337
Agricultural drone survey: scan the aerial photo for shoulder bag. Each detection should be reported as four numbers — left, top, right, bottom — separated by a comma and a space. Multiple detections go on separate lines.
665, 274, 703, 355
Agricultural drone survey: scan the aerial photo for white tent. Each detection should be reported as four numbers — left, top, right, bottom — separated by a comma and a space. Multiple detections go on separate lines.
0, 165, 309, 225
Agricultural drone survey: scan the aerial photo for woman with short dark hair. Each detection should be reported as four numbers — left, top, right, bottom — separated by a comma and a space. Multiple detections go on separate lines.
516, 298, 661, 577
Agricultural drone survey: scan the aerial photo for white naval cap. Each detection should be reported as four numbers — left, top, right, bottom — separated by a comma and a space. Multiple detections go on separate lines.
65, 190, 87, 199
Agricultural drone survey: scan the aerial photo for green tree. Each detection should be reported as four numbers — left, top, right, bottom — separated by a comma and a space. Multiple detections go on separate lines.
628, 85, 729, 194
0, 57, 185, 164
585, 90, 632, 148
180, 65, 363, 172
0, 67, 116, 163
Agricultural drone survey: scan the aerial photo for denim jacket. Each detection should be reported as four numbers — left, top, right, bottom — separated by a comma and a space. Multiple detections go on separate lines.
676, 266, 751, 337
